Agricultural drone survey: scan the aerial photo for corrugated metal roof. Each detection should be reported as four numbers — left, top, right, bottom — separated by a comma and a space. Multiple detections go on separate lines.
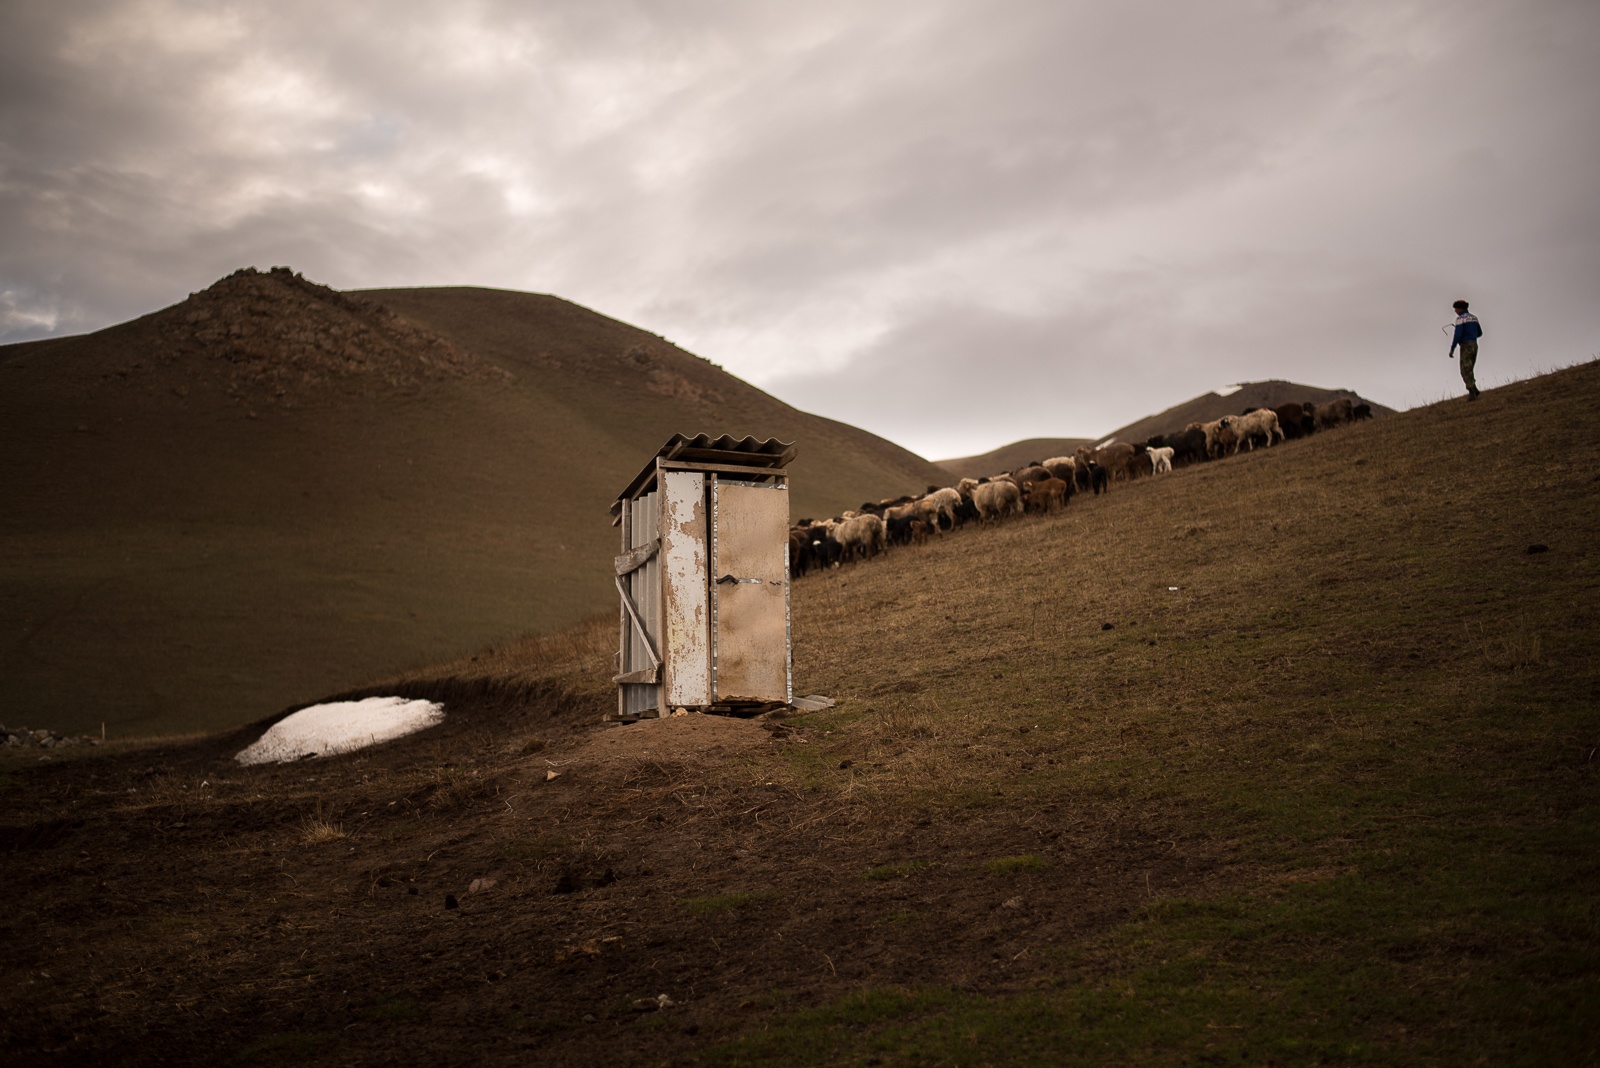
612, 433, 797, 516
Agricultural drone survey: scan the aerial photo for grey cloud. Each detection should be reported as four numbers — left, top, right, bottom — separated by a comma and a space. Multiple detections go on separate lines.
1, 0, 1596, 455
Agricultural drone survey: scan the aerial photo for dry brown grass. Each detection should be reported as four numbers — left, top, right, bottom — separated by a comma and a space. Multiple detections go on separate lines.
3, 362, 1598, 1067
299, 817, 348, 844
385, 615, 615, 701
1468, 616, 1544, 671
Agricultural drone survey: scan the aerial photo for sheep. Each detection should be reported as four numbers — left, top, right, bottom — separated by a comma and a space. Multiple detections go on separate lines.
788, 528, 814, 578
1148, 446, 1175, 474
809, 530, 843, 569
1041, 455, 1083, 491
1012, 464, 1052, 486
1274, 402, 1316, 440
1316, 397, 1355, 430
971, 479, 1023, 523
919, 487, 963, 532
1021, 476, 1069, 514
885, 493, 953, 540
1190, 418, 1240, 457
1151, 428, 1207, 467
1226, 408, 1283, 451
885, 512, 919, 546
832, 513, 885, 562
1092, 442, 1136, 482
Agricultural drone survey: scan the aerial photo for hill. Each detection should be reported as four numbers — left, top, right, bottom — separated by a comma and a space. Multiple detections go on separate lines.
0, 269, 949, 738
1101, 379, 1396, 445
938, 380, 1395, 476
3, 360, 1596, 1064
936, 436, 1096, 480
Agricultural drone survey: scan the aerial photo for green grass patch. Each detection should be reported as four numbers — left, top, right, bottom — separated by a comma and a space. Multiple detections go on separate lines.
680, 892, 774, 915
367, 995, 421, 1021
497, 835, 570, 861
865, 860, 930, 881
228, 1032, 338, 1066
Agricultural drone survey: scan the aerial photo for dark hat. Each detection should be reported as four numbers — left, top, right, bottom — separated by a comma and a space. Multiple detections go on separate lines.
1452, 299, 1469, 309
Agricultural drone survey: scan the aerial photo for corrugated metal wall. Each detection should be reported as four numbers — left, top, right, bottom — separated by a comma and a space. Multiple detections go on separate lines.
622, 490, 662, 715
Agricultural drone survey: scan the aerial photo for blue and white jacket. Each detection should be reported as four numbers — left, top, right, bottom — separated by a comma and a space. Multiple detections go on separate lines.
1450, 312, 1483, 348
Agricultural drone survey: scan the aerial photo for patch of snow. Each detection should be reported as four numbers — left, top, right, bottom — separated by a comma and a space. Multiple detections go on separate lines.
235, 696, 444, 765
1214, 384, 1244, 397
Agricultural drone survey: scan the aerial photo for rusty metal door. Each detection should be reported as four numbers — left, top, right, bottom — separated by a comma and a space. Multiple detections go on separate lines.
710, 479, 790, 703
616, 489, 663, 716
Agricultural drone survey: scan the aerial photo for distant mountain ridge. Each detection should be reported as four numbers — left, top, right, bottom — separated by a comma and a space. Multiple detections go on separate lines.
938, 380, 1394, 478
1, 269, 949, 737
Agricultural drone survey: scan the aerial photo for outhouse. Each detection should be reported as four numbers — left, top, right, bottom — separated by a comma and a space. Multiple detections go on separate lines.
610, 434, 797, 721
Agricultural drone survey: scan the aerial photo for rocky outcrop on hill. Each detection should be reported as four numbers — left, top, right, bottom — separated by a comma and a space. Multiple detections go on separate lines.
127, 266, 509, 406
2, 724, 100, 750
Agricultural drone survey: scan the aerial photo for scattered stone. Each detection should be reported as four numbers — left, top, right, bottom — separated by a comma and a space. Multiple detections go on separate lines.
444, 894, 459, 910
545, 768, 564, 781
1526, 543, 1549, 555
468, 877, 497, 894
0, 725, 98, 750
1003, 897, 1024, 909
631, 993, 675, 1012
1101, 622, 1115, 631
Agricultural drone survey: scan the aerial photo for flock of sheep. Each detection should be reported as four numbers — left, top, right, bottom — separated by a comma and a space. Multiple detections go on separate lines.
789, 395, 1371, 576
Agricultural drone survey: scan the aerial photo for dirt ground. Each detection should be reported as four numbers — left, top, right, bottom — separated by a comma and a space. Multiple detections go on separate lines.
9, 361, 1597, 1065
0, 686, 1211, 1066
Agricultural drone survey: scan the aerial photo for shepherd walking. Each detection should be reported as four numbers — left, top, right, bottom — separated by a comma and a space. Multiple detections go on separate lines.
1447, 299, 1483, 401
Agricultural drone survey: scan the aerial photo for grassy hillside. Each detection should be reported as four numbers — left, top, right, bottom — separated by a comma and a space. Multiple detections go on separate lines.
941, 380, 1396, 476
0, 271, 948, 739
3, 359, 1595, 1065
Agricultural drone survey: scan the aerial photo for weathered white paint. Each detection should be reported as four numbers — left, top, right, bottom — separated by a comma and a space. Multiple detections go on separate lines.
661, 470, 710, 705
711, 481, 790, 702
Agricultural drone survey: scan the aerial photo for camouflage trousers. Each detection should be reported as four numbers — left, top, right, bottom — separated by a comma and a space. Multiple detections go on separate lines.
1457, 340, 1478, 394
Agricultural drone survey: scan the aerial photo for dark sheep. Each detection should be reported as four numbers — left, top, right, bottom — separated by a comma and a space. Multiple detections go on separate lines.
1163, 427, 1208, 467
1316, 397, 1355, 430
788, 529, 814, 578
1273, 402, 1316, 440
885, 513, 918, 546
809, 532, 843, 570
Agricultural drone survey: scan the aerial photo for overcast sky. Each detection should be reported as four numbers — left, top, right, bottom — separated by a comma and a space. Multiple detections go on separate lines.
3, 1, 1597, 458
